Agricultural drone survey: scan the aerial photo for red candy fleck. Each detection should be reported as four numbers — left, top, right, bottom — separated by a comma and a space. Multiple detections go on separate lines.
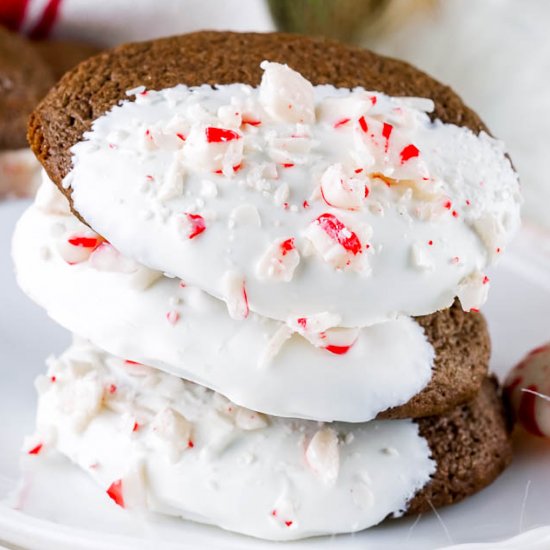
364, 186, 370, 198
28, 443, 43, 455
124, 360, 141, 366
68, 236, 100, 248
280, 238, 295, 256
106, 480, 124, 508
302, 200, 310, 209
205, 127, 241, 143
242, 285, 250, 319
358, 116, 368, 133
483, 275, 490, 284
466, 199, 471, 206
297, 317, 308, 329
324, 344, 354, 355
132, 422, 140, 432
188, 440, 195, 449
315, 213, 362, 255
50, 375, 57, 382
176, 133, 186, 142
428, 240, 434, 246
242, 119, 261, 127
166, 311, 180, 325
108, 384, 117, 394
399, 144, 420, 164
281, 163, 295, 168
452, 210, 459, 218
443, 200, 452, 210
382, 123, 393, 152
285, 521, 293, 527
185, 213, 206, 239
496, 247, 502, 254
354, 168, 363, 174
334, 118, 351, 129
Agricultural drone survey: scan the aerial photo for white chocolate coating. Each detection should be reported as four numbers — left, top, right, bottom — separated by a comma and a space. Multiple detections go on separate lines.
32, 339, 436, 541
64, 62, 520, 327
13, 178, 435, 422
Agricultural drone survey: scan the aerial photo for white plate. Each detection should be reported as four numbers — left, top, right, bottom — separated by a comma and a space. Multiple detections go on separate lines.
1, 199, 550, 550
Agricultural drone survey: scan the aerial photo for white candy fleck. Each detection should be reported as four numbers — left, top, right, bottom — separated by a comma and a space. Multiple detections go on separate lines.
305, 427, 340, 486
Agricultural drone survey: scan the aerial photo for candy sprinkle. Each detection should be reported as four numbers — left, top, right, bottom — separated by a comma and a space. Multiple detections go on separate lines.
315, 213, 362, 255
106, 480, 124, 508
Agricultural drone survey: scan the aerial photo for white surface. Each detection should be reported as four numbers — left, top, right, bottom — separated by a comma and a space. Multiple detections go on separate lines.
1, 198, 550, 548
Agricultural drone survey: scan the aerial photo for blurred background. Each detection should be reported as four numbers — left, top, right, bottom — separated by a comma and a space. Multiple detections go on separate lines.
1, 0, 548, 229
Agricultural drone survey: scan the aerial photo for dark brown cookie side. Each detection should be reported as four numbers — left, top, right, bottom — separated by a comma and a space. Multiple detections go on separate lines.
0, 26, 54, 150
379, 303, 490, 420
406, 376, 513, 515
28, 30, 486, 202
32, 40, 101, 82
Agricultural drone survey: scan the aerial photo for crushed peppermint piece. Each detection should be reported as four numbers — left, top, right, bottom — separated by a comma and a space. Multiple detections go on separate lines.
399, 144, 420, 163
222, 271, 249, 320
257, 237, 300, 282
183, 213, 206, 240
27, 443, 43, 455
106, 480, 124, 507
166, 310, 180, 325
305, 427, 340, 486
205, 127, 241, 143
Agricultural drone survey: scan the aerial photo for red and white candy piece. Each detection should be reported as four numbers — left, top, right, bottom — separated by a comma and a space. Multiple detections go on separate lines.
222, 271, 249, 320
151, 407, 193, 462
57, 232, 104, 265
505, 343, 550, 438
183, 124, 243, 175
303, 212, 372, 272
88, 242, 139, 273
305, 427, 340, 486
456, 271, 490, 312
177, 212, 206, 240
287, 312, 358, 354
256, 237, 300, 282
106, 464, 147, 509
319, 163, 366, 211
259, 61, 315, 124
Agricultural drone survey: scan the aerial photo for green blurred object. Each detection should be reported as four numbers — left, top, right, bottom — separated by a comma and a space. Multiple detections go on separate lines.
267, 0, 387, 44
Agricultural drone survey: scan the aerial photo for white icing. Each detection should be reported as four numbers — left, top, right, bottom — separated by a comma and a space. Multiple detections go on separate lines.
0, 148, 41, 198
13, 183, 435, 422
33, 340, 436, 541
64, 62, 520, 327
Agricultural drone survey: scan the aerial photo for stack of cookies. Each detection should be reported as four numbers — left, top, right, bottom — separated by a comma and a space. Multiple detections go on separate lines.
13, 32, 520, 540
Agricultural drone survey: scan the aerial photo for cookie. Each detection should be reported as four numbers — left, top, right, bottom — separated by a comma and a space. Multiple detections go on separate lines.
29, 340, 511, 541
33, 39, 100, 82
29, 30, 486, 208
0, 26, 53, 151
407, 376, 512, 514
381, 302, 490, 419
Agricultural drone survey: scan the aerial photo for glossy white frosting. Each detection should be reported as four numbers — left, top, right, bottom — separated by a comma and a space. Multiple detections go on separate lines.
13, 178, 435, 422
32, 339, 436, 541
64, 62, 520, 327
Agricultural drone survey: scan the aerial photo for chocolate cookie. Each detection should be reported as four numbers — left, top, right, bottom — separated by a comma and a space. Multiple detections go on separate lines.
28, 30, 487, 203
0, 26, 53, 150
381, 303, 490, 419
33, 40, 100, 82
407, 376, 513, 515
